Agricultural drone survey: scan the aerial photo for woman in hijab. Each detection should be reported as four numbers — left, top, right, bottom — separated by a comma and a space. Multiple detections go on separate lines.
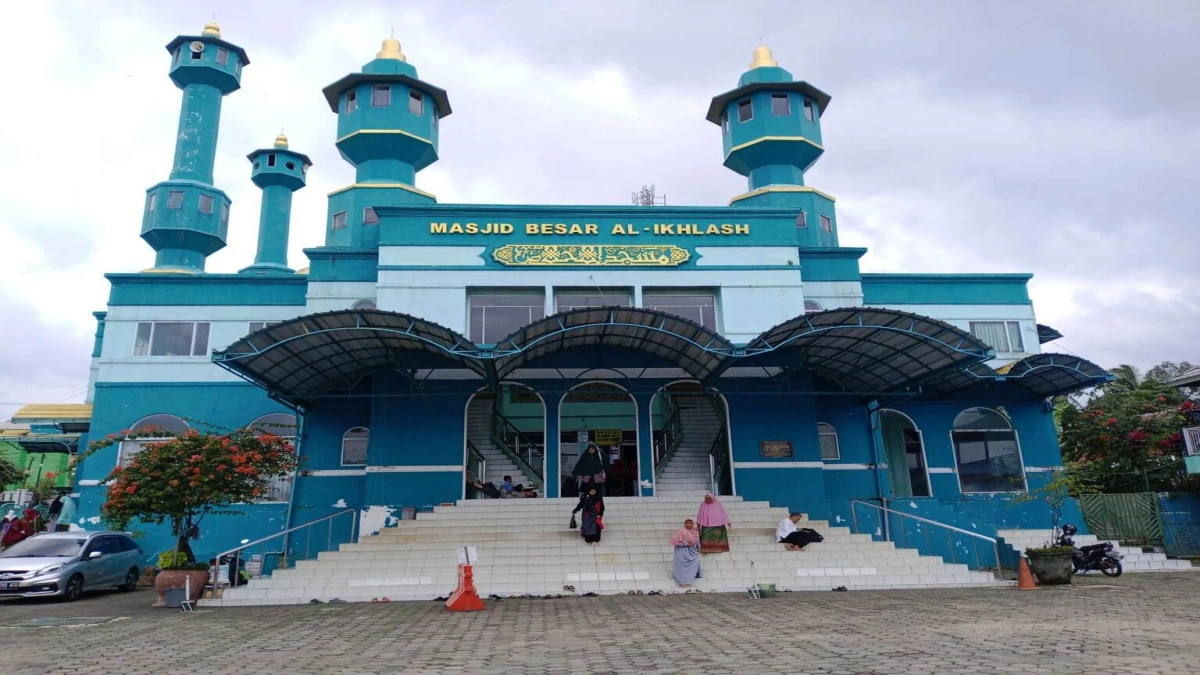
572, 487, 605, 546
671, 519, 701, 587
572, 443, 607, 496
696, 494, 732, 553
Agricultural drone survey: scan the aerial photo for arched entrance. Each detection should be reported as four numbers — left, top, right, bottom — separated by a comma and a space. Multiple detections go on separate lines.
463, 383, 546, 499
559, 381, 638, 498
650, 381, 734, 496
880, 410, 931, 498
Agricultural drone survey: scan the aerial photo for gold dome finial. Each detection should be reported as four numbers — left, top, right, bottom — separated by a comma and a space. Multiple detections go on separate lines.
202, 21, 221, 38
274, 132, 289, 149
749, 44, 778, 69
376, 37, 406, 61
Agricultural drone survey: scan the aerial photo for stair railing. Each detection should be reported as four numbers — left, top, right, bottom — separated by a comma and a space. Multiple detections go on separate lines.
653, 394, 683, 481
490, 400, 543, 487
210, 508, 358, 589
708, 426, 729, 495
466, 440, 487, 484
849, 499, 1004, 580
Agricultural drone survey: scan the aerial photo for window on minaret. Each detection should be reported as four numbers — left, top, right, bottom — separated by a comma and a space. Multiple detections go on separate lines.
796, 211, 807, 228
721, 111, 729, 135
771, 94, 790, 116
819, 215, 832, 232
146, 194, 157, 212
363, 207, 380, 225
174, 49, 181, 64
166, 191, 184, 209
804, 99, 815, 121
217, 48, 228, 66
267, 154, 276, 167
190, 49, 201, 61
372, 85, 391, 107
198, 194, 214, 215
331, 212, 347, 230
409, 91, 424, 115
345, 89, 358, 113
221, 202, 229, 223
737, 99, 753, 123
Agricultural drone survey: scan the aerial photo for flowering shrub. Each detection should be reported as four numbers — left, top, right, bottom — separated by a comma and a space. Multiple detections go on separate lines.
79, 424, 299, 537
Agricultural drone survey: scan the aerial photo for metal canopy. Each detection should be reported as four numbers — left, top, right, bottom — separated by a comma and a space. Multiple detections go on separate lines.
491, 308, 735, 381
994, 353, 1113, 398
740, 308, 995, 392
212, 309, 484, 405
1036, 323, 1064, 344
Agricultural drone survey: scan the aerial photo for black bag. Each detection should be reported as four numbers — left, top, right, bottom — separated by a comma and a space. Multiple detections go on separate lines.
797, 528, 824, 545
569, 515, 578, 530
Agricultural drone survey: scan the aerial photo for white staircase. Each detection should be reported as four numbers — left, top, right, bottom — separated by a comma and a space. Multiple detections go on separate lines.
466, 399, 535, 490
998, 529, 1196, 572
204, 495, 1005, 607
656, 397, 724, 494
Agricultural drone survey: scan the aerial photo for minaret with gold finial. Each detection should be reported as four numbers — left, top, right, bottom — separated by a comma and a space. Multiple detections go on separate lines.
140, 22, 250, 271
318, 35, 452, 250
706, 45, 838, 247
240, 133, 312, 275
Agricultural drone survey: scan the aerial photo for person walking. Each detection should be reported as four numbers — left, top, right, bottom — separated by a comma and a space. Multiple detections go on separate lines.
572, 443, 608, 496
572, 487, 606, 546
670, 519, 702, 587
695, 494, 731, 553
46, 493, 65, 532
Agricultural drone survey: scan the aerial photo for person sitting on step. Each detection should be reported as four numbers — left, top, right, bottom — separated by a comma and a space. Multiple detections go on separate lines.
500, 476, 518, 497
776, 512, 823, 550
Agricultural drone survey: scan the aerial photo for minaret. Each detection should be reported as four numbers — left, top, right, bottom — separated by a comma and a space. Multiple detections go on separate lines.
706, 46, 838, 247
239, 133, 311, 274
319, 37, 452, 249
140, 22, 248, 272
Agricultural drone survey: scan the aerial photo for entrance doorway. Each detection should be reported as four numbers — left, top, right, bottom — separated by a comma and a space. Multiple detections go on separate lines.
880, 410, 931, 498
560, 381, 638, 498
463, 384, 546, 499
650, 381, 733, 496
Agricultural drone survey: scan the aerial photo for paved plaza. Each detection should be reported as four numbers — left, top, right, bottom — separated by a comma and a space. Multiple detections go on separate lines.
2, 572, 1199, 674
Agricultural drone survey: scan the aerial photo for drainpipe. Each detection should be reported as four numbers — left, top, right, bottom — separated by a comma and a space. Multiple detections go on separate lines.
280, 413, 306, 564
867, 400, 891, 541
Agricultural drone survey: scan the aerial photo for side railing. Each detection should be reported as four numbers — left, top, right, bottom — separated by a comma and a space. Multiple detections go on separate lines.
849, 499, 1005, 580
653, 394, 683, 481
466, 441, 487, 484
708, 427, 729, 496
211, 508, 357, 587
491, 404, 544, 486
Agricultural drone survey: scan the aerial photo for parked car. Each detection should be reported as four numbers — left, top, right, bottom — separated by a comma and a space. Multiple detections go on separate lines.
0, 531, 143, 601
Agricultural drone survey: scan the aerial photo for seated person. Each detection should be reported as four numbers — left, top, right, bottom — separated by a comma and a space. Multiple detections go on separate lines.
776, 512, 823, 550
500, 476, 517, 497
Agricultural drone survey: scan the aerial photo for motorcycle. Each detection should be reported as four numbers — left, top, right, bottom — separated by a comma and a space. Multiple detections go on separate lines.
1056, 523, 1123, 577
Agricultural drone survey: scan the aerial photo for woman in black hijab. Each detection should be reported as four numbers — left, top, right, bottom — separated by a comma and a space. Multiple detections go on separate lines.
572, 443, 607, 496
572, 487, 606, 546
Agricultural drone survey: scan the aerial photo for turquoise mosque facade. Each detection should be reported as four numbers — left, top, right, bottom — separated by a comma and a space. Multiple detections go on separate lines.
73, 28, 1113, 566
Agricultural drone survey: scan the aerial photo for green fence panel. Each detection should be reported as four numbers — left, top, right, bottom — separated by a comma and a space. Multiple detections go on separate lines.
1080, 492, 1163, 545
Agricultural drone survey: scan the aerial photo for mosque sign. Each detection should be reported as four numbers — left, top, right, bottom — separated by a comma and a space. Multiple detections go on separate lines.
759, 441, 794, 459
492, 244, 690, 267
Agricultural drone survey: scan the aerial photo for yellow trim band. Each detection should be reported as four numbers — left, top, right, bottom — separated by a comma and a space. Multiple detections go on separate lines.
335, 128, 433, 146
728, 185, 837, 205
725, 135, 824, 158
327, 182, 437, 200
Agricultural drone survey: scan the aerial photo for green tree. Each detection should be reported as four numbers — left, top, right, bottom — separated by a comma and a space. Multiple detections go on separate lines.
0, 456, 25, 490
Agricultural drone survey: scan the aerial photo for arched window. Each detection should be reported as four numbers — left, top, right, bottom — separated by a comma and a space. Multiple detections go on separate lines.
352, 300, 376, 311
804, 300, 823, 314
118, 414, 189, 467
817, 422, 839, 460
250, 413, 298, 502
342, 427, 369, 466
951, 407, 1026, 493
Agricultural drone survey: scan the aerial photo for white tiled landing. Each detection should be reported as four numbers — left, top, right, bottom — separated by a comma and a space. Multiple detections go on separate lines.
203, 495, 1006, 606
998, 529, 1196, 572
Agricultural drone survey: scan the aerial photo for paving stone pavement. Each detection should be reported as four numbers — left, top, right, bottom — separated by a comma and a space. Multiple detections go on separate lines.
2, 572, 1200, 674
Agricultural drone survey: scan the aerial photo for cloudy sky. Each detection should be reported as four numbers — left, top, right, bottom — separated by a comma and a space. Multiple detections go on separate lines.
1, 0, 1197, 421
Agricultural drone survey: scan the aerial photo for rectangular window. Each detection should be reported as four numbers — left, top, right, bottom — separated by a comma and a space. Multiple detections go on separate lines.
198, 194, 213, 214
190, 49, 201, 61
819, 214, 832, 232
468, 294, 546, 344
409, 91, 424, 115
166, 191, 184, 209
969, 321, 1024, 353
737, 99, 753, 123
146, 193, 157, 212
132, 322, 211, 357
345, 89, 358, 113
556, 293, 632, 313
796, 211, 807, 228
721, 111, 729, 135
221, 202, 229, 223
372, 85, 391, 107
174, 49, 181, 64
771, 93, 790, 116
267, 154, 276, 167
818, 424, 840, 460
362, 207, 380, 225
642, 294, 717, 331
331, 211, 347, 230
217, 48, 228, 66
803, 99, 815, 121
248, 321, 279, 333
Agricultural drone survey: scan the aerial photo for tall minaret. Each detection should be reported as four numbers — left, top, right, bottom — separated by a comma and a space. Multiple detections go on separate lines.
140, 22, 248, 272
240, 133, 311, 275
318, 37, 452, 249
707, 46, 838, 247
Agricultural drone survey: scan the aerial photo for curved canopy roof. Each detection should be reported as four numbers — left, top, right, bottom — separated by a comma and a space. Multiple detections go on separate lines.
213, 310, 483, 405
740, 308, 995, 392
491, 307, 735, 381
994, 353, 1113, 398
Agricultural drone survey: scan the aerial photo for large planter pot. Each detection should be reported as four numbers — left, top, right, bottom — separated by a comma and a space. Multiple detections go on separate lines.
1026, 551, 1074, 585
153, 569, 210, 607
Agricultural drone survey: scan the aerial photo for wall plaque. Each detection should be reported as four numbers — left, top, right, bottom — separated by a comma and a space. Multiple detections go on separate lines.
759, 440, 794, 459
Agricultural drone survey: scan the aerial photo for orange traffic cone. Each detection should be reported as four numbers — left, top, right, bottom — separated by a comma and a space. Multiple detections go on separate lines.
446, 564, 485, 611
1016, 557, 1037, 590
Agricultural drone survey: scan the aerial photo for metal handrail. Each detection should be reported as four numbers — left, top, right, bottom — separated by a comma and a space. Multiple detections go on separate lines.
212, 508, 357, 586
466, 441, 487, 485
653, 395, 683, 480
849, 499, 1004, 580
492, 408, 543, 483
708, 427, 728, 495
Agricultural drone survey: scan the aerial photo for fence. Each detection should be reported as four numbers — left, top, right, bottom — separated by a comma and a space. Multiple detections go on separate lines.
1160, 493, 1200, 557
1079, 492, 1163, 545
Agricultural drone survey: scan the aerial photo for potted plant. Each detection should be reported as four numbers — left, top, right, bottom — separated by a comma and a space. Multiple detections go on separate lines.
1013, 469, 1089, 585
80, 423, 299, 606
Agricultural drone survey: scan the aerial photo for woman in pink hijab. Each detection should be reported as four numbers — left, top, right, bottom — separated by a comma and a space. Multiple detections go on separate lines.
670, 519, 701, 587
696, 494, 731, 553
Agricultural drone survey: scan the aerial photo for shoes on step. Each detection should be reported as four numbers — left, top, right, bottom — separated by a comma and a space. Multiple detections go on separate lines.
583, 592, 598, 597
328, 598, 346, 604
563, 585, 576, 592
832, 586, 848, 592
308, 599, 323, 604
433, 596, 448, 601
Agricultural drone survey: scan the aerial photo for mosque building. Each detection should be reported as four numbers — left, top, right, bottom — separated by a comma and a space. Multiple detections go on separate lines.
73, 24, 1115, 586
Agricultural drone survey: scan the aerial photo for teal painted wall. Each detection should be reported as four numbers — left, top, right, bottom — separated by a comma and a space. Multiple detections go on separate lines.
106, 274, 308, 306
861, 274, 1033, 305
798, 248, 864, 281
